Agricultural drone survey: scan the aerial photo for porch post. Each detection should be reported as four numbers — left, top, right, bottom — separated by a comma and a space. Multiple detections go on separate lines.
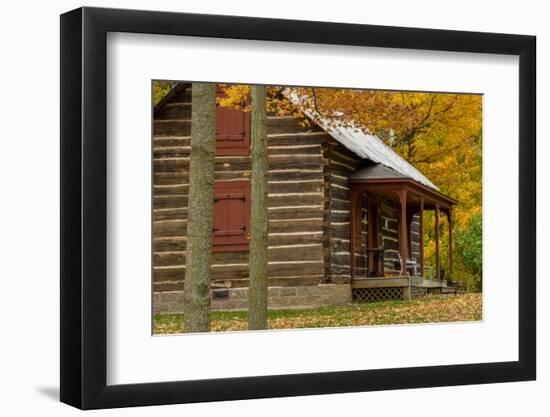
399, 189, 408, 275
435, 204, 440, 280
349, 190, 360, 280
419, 196, 424, 277
447, 208, 454, 276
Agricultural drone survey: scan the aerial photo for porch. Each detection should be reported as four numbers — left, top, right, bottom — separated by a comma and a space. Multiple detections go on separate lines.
348, 164, 459, 302
351, 276, 459, 303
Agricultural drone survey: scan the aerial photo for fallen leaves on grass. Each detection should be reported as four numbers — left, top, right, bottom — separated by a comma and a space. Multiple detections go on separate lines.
153, 293, 482, 334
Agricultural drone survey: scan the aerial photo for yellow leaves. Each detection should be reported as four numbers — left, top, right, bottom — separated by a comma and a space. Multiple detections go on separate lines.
217, 84, 252, 110
152, 81, 174, 105
200, 82, 483, 288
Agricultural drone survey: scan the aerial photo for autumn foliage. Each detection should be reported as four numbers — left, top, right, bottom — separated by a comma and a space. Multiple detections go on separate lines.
219, 84, 483, 290
154, 81, 483, 291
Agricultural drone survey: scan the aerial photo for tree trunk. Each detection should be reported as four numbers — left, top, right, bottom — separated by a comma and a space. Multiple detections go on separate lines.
183, 83, 217, 333
248, 85, 269, 330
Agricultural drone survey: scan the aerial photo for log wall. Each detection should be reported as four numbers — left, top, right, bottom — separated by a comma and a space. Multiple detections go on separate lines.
154, 83, 422, 297
153, 84, 331, 293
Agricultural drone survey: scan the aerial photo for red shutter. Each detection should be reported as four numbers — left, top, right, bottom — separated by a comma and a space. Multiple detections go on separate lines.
216, 87, 250, 156
212, 180, 250, 252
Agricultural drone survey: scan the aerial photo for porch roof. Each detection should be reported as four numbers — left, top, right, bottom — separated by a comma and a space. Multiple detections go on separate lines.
350, 163, 409, 181
349, 163, 458, 209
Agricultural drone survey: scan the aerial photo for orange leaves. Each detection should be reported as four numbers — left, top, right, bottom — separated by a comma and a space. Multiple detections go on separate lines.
217, 83, 483, 288
153, 294, 483, 334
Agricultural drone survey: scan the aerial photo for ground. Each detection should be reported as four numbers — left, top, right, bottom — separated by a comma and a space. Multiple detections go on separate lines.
153, 293, 482, 334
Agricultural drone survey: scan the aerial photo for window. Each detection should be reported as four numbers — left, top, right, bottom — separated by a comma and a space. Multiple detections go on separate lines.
212, 180, 250, 252
215, 86, 250, 156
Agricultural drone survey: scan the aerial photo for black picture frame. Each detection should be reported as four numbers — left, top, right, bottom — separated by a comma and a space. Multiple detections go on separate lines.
60, 6, 536, 410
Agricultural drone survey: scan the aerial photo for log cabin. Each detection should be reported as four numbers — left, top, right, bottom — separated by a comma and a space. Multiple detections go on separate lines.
153, 83, 459, 314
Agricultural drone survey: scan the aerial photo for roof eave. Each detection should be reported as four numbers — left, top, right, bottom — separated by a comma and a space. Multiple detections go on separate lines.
349, 177, 459, 207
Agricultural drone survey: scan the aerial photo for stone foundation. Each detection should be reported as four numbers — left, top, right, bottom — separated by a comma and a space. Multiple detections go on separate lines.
153, 284, 352, 315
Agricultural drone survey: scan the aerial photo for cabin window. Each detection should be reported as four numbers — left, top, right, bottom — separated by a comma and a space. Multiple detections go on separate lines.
216, 87, 251, 156
212, 180, 250, 252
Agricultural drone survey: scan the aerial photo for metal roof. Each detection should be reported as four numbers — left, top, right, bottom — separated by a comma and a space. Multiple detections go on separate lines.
323, 124, 438, 190
286, 90, 439, 190
350, 163, 410, 181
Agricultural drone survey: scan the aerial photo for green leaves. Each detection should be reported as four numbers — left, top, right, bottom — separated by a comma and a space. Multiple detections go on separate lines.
455, 213, 483, 291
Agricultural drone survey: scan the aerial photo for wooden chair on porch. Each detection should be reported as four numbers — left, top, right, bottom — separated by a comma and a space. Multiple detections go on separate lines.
396, 253, 419, 277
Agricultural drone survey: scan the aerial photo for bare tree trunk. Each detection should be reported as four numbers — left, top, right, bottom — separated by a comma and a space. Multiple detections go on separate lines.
248, 85, 269, 330
183, 83, 217, 333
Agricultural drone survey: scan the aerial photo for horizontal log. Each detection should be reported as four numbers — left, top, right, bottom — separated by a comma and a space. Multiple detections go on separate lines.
153, 222, 332, 242
268, 193, 323, 208
168, 87, 192, 102
153, 219, 187, 237
330, 264, 351, 275
331, 253, 351, 265
154, 156, 324, 173
330, 147, 360, 163
268, 144, 321, 156
268, 218, 323, 234
267, 180, 323, 194
382, 239, 399, 251
154, 146, 191, 159
154, 117, 328, 140
154, 233, 325, 252
154, 250, 249, 267
383, 229, 399, 240
154, 236, 186, 252
154, 195, 188, 210
153, 169, 321, 185
330, 211, 351, 223
266, 118, 321, 135
153, 172, 188, 185
330, 239, 350, 253
329, 160, 357, 173
154, 244, 323, 267
330, 224, 351, 239
153, 145, 321, 158
330, 198, 350, 211
267, 205, 324, 220
268, 170, 323, 182
330, 187, 348, 200
266, 132, 329, 146
154, 260, 324, 282
153, 193, 323, 210
156, 102, 192, 120
329, 173, 349, 188
153, 207, 188, 221
154, 184, 189, 196
330, 149, 361, 166
153, 136, 190, 148
268, 154, 323, 166
154, 120, 191, 136
268, 234, 324, 247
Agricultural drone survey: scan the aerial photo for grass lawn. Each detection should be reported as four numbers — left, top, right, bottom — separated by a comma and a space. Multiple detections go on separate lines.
154, 293, 482, 334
